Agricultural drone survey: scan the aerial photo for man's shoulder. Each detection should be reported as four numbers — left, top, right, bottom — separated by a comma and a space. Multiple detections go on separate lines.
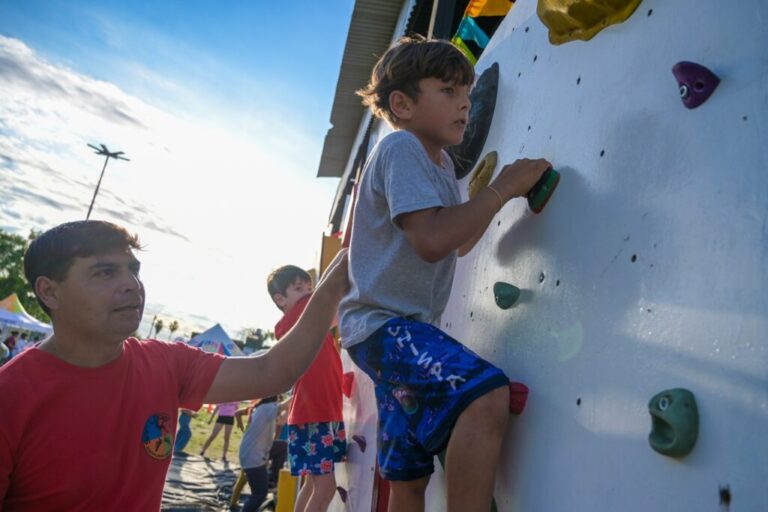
0, 349, 45, 400
125, 336, 176, 352
124, 337, 203, 362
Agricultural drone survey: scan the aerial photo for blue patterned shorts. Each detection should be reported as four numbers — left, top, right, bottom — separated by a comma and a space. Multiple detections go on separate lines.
348, 318, 509, 481
287, 421, 347, 476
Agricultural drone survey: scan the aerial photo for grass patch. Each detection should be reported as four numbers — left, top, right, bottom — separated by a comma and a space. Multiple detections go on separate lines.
181, 404, 246, 461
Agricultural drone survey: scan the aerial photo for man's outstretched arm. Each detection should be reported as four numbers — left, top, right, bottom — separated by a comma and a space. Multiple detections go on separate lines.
203, 250, 348, 404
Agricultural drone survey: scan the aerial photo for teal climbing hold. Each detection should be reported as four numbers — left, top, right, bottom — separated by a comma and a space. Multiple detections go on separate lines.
648, 388, 699, 458
456, 17, 490, 48
494, 282, 521, 309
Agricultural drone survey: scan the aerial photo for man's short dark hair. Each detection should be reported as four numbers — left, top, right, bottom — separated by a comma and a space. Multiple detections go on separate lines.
357, 35, 475, 126
267, 265, 311, 308
24, 220, 142, 313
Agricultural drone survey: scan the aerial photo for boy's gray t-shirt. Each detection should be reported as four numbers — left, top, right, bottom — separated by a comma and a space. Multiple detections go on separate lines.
238, 402, 278, 469
339, 130, 461, 349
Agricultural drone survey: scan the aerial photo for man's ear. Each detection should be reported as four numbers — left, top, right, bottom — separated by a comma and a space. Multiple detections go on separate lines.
35, 276, 59, 312
389, 90, 413, 122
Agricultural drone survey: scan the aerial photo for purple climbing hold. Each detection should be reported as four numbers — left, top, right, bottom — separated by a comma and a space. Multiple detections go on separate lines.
352, 434, 367, 452
337, 486, 348, 503
672, 61, 720, 109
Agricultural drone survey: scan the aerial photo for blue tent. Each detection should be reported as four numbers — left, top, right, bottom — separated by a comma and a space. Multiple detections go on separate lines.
187, 323, 244, 356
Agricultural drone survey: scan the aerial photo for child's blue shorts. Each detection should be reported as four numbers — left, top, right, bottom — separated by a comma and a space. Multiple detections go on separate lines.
287, 421, 347, 476
347, 318, 509, 481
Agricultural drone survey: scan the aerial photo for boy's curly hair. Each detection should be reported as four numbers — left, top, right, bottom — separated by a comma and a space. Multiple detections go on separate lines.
357, 35, 475, 126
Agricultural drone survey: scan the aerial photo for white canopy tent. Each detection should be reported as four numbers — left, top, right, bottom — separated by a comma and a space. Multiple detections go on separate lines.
0, 294, 52, 335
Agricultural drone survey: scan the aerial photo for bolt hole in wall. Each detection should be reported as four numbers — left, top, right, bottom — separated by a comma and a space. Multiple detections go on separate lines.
556, 280, 560, 287
631, 254, 637, 262
539, 272, 546, 283
576, 76, 581, 85
576, 398, 582, 406
647, 8, 653, 16
600, 149, 605, 157
719, 485, 731, 507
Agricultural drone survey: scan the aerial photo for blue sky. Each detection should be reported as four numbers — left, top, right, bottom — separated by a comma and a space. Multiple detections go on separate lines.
0, 0, 355, 339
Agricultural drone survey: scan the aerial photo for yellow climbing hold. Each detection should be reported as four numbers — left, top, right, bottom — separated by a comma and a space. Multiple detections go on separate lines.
468, 151, 498, 199
451, 35, 478, 65
537, 0, 643, 45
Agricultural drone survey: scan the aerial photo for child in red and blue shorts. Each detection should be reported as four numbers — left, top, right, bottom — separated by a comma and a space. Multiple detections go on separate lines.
269, 265, 346, 512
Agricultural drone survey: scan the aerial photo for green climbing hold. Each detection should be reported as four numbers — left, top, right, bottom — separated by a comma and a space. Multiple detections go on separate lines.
494, 282, 521, 309
648, 388, 699, 458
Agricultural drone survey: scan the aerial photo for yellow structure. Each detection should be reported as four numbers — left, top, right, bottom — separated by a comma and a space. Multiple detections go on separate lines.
275, 468, 298, 512
229, 470, 248, 508
468, 151, 498, 199
319, 233, 342, 277
537, 0, 643, 45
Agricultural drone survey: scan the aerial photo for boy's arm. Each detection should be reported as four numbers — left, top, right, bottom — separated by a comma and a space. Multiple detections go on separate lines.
277, 395, 292, 416
202, 250, 348, 404
398, 158, 551, 262
234, 408, 248, 431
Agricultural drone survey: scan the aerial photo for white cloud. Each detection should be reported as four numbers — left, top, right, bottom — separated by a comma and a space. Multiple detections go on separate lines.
0, 35, 339, 335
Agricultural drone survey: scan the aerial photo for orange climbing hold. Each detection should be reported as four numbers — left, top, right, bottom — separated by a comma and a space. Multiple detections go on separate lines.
537, 0, 643, 45
465, 0, 515, 18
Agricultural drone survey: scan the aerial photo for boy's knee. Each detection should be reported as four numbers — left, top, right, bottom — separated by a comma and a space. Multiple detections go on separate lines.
309, 473, 336, 492
391, 476, 430, 497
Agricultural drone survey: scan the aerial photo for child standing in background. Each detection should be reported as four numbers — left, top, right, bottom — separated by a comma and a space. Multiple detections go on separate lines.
269, 265, 346, 512
200, 401, 239, 462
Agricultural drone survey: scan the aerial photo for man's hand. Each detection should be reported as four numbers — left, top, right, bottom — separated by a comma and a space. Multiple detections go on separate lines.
202, 250, 349, 404
490, 158, 552, 202
313, 249, 349, 305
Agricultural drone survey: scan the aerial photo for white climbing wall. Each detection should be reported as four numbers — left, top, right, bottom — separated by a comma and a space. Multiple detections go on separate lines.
432, 0, 768, 510
330, 0, 767, 510
332, 351, 379, 510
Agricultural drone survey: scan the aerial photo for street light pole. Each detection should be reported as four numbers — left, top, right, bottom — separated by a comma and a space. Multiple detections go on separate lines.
86, 143, 129, 220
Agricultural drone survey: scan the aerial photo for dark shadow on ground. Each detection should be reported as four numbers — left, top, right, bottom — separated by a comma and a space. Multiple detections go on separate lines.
162, 452, 241, 511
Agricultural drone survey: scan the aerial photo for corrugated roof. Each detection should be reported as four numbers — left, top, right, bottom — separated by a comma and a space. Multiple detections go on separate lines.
316, 0, 405, 178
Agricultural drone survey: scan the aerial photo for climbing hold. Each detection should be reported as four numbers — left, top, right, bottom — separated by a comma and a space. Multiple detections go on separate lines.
648, 388, 699, 457
468, 151, 498, 199
456, 17, 491, 48
527, 168, 560, 214
672, 61, 720, 109
493, 282, 521, 309
352, 434, 367, 452
342, 371, 355, 398
537, 0, 643, 45
337, 486, 348, 503
449, 63, 499, 179
509, 382, 529, 414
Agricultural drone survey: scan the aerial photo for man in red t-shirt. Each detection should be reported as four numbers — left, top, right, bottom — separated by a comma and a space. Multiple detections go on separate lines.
268, 265, 345, 512
0, 221, 348, 511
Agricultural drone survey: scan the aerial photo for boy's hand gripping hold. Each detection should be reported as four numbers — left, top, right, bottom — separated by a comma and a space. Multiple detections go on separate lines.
487, 158, 553, 208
